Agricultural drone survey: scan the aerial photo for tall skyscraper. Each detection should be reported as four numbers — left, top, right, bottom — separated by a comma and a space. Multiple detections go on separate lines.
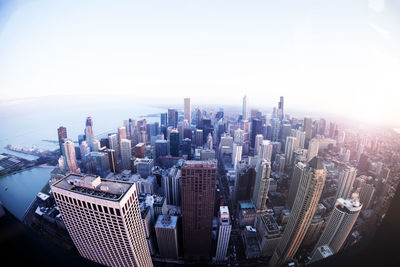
284, 136, 297, 168
251, 118, 263, 148
303, 117, 313, 148
287, 162, 306, 210
232, 143, 243, 170
306, 138, 319, 162
184, 98, 191, 125
170, 130, 180, 157
168, 109, 178, 128
85, 116, 94, 150
252, 160, 271, 212
359, 183, 375, 210
313, 197, 362, 254
335, 166, 357, 200
254, 134, 264, 155
234, 165, 256, 203
107, 149, 117, 173
278, 96, 284, 121
64, 139, 79, 173
108, 133, 120, 159
215, 206, 232, 262
57, 126, 67, 154
243, 95, 249, 121
51, 174, 153, 267
120, 139, 132, 170
118, 126, 127, 141
270, 157, 326, 267
181, 161, 217, 260
259, 140, 273, 162
160, 112, 167, 127
155, 215, 179, 259
155, 139, 168, 160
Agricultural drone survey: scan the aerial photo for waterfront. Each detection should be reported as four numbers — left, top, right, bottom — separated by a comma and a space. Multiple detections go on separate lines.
0, 167, 53, 220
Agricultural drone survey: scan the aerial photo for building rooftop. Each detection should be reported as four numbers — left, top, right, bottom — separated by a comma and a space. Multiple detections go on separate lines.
317, 245, 333, 258
336, 197, 362, 213
52, 173, 133, 201
155, 215, 178, 229
239, 201, 255, 210
182, 160, 217, 168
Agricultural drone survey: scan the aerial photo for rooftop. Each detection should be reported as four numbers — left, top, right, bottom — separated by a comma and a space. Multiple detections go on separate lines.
52, 174, 133, 201
155, 215, 178, 229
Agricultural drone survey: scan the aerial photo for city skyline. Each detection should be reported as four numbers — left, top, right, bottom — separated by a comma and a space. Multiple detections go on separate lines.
0, 0, 400, 126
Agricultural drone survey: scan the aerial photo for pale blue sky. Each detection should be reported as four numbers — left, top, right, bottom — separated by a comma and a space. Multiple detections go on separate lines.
0, 0, 399, 126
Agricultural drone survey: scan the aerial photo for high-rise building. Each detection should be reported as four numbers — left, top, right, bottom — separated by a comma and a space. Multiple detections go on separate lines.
181, 161, 217, 260
107, 149, 117, 173
254, 134, 264, 155
215, 206, 232, 262
108, 133, 120, 159
160, 112, 167, 127
243, 95, 249, 121
170, 130, 180, 157
120, 139, 132, 170
79, 141, 90, 166
168, 109, 178, 128
155, 215, 179, 259
85, 116, 94, 150
234, 165, 256, 203
313, 197, 362, 254
252, 160, 271, 212
232, 143, 243, 170
359, 183, 375, 210
251, 118, 263, 148
335, 166, 357, 200
303, 117, 313, 148
195, 129, 203, 147
118, 126, 127, 141
284, 136, 296, 168
86, 152, 110, 177
51, 174, 153, 267
57, 126, 67, 154
306, 138, 319, 162
287, 162, 306, 210
163, 166, 181, 206
301, 215, 325, 247
271, 118, 280, 142
184, 98, 191, 125
234, 129, 245, 145
255, 214, 282, 256
64, 139, 79, 173
270, 157, 326, 267
155, 139, 168, 161
318, 118, 326, 136
259, 140, 273, 162
278, 96, 284, 121
329, 122, 337, 138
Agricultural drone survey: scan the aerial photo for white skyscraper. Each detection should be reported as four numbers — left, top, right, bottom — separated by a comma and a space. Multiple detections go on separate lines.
232, 143, 243, 170
287, 162, 306, 210
51, 174, 153, 267
252, 160, 271, 212
108, 133, 120, 159
259, 140, 273, 162
335, 166, 357, 200
85, 116, 94, 150
270, 157, 326, 267
313, 197, 362, 254
215, 206, 232, 262
120, 138, 132, 170
243, 95, 249, 121
184, 98, 191, 125
64, 139, 79, 173
306, 138, 319, 162
284, 136, 297, 168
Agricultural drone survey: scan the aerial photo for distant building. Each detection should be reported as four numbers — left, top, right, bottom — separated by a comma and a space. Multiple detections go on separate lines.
134, 143, 145, 158
64, 139, 79, 173
120, 139, 132, 170
85, 116, 94, 150
306, 138, 319, 162
135, 158, 153, 178
168, 109, 178, 128
57, 126, 67, 154
287, 162, 306, 210
155, 215, 179, 259
234, 165, 256, 203
243, 95, 249, 121
184, 98, 191, 125
51, 174, 153, 267
252, 160, 271, 212
359, 183, 375, 210
170, 130, 180, 157
238, 201, 257, 227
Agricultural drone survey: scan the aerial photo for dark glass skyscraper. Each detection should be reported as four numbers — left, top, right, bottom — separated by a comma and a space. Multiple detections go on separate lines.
169, 131, 179, 157
251, 118, 263, 148
181, 161, 217, 260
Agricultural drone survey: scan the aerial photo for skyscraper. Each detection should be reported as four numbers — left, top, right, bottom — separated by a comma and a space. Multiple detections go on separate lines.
85, 116, 94, 150
306, 138, 319, 162
303, 117, 313, 148
259, 140, 273, 162
234, 165, 256, 203
251, 118, 263, 148
254, 134, 264, 155
243, 95, 249, 121
118, 126, 127, 141
120, 139, 132, 170
184, 98, 191, 125
313, 197, 362, 254
51, 174, 153, 267
181, 160, 217, 260
335, 166, 357, 200
155, 139, 168, 160
284, 136, 296, 168
168, 109, 178, 128
170, 130, 180, 157
160, 112, 167, 127
64, 139, 79, 173
270, 157, 326, 267
252, 160, 271, 212
359, 183, 375, 210
287, 162, 306, 210
108, 133, 120, 159
232, 143, 242, 170
215, 206, 232, 262
278, 96, 284, 121
57, 126, 67, 154
155, 215, 179, 259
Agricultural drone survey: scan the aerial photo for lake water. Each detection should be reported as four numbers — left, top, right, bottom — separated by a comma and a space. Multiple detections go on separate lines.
0, 95, 166, 219
0, 167, 53, 220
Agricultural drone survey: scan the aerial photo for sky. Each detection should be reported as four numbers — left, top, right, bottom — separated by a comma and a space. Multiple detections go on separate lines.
0, 0, 399, 126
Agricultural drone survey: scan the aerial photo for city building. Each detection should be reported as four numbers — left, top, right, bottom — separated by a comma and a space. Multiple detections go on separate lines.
168, 109, 178, 128
184, 98, 191, 125
234, 165, 256, 203
57, 126, 67, 154
64, 139, 79, 173
313, 197, 362, 254
155, 215, 179, 259
284, 136, 296, 168
51, 174, 153, 267
335, 166, 357, 200
254, 214, 282, 256
251, 119, 263, 148
270, 157, 326, 267
215, 206, 232, 262
306, 138, 319, 162
252, 160, 271, 212
359, 183, 375, 210
85, 116, 94, 150
134, 143, 145, 158
120, 139, 132, 170
287, 162, 306, 210
181, 160, 217, 260
303, 117, 313, 148
135, 158, 154, 178
243, 95, 249, 121
310, 245, 333, 264
169, 130, 180, 157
